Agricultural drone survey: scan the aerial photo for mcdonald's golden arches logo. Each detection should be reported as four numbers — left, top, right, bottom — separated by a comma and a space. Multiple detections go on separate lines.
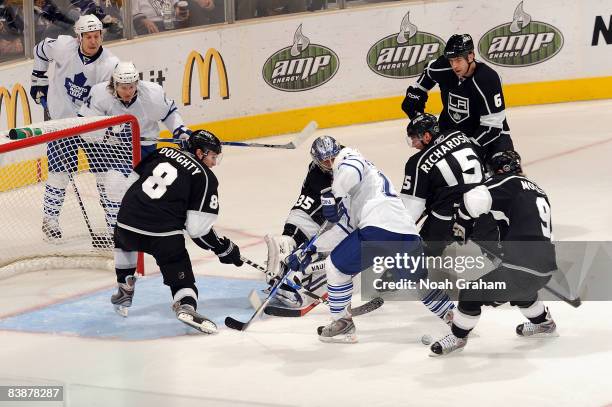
182, 49, 229, 106
0, 84, 32, 129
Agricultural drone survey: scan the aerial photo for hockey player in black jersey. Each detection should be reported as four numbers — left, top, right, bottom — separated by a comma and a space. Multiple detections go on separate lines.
263, 136, 336, 317
401, 34, 513, 163
430, 151, 558, 356
401, 113, 485, 258
110, 130, 243, 334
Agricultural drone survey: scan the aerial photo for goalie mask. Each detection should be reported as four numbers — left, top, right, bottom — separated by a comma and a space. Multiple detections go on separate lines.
111, 62, 139, 103
310, 136, 341, 173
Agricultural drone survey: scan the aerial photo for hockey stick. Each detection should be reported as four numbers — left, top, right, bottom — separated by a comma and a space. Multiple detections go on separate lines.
469, 239, 582, 308
225, 222, 329, 331
158, 121, 318, 149
41, 98, 106, 248
240, 255, 385, 317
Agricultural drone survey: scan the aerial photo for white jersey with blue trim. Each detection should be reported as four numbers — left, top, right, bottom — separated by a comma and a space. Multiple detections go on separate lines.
331, 148, 418, 235
33, 35, 119, 120
79, 80, 186, 146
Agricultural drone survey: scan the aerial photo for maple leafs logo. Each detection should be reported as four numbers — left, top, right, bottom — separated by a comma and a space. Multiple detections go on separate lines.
64, 72, 91, 102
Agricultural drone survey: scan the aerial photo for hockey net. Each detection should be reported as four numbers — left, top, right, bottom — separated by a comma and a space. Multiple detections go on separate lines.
0, 115, 143, 279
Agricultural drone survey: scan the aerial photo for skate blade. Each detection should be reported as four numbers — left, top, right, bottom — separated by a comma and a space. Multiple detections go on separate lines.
428, 347, 465, 357
113, 304, 129, 317
178, 314, 218, 334
318, 332, 358, 344
518, 330, 559, 339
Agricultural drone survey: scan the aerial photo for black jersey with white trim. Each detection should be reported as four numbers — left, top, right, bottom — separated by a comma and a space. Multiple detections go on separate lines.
401, 130, 484, 215
484, 174, 553, 241
415, 56, 509, 148
283, 161, 332, 245
117, 147, 219, 235
483, 174, 557, 273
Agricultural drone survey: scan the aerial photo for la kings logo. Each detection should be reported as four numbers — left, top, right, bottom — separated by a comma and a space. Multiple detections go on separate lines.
64, 72, 91, 102
367, 11, 444, 78
262, 25, 339, 92
448, 93, 469, 124
478, 1, 563, 67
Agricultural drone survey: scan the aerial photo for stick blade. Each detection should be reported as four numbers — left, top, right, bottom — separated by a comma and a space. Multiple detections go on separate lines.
351, 297, 384, 316
224, 316, 248, 331
248, 289, 263, 310
288, 121, 318, 149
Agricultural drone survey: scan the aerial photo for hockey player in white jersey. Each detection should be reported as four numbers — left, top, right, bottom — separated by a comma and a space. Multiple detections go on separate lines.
80, 61, 192, 158
77, 61, 192, 231
30, 15, 119, 242
286, 136, 455, 343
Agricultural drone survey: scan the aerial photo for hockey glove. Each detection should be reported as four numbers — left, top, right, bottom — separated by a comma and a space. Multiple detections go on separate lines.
401, 86, 428, 119
321, 187, 342, 223
173, 126, 192, 150
452, 204, 475, 244
285, 243, 317, 272
213, 237, 243, 267
30, 71, 49, 105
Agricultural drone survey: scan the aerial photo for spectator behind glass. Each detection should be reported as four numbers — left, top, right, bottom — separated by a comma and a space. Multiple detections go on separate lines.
33, 0, 122, 43
133, 0, 189, 35
0, 0, 24, 62
183, 0, 224, 28
236, 0, 306, 20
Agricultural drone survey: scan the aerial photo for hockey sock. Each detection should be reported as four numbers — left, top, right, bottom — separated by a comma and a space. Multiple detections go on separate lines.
517, 300, 546, 324
452, 305, 481, 338
172, 285, 199, 309
43, 172, 70, 219
43, 184, 66, 219
420, 288, 455, 319
100, 193, 121, 229
326, 257, 352, 320
116, 267, 136, 284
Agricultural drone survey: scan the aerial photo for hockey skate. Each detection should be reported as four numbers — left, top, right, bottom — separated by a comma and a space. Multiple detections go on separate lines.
172, 302, 218, 334
42, 218, 62, 240
111, 275, 136, 317
516, 308, 558, 338
317, 317, 357, 344
429, 333, 467, 356
442, 308, 454, 327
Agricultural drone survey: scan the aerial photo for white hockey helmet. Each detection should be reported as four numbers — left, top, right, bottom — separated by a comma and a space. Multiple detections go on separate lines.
74, 15, 103, 36
113, 62, 139, 84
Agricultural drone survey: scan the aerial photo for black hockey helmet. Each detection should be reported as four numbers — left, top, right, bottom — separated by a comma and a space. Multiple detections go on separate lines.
188, 130, 222, 155
487, 150, 522, 174
406, 113, 440, 140
444, 34, 474, 59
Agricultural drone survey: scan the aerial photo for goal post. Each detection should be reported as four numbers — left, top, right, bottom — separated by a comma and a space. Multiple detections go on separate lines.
0, 114, 144, 278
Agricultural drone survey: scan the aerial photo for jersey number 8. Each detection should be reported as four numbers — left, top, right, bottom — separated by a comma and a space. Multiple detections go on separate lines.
142, 162, 178, 199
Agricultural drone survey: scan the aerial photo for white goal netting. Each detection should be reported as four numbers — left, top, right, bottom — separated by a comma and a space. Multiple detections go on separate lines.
0, 115, 142, 278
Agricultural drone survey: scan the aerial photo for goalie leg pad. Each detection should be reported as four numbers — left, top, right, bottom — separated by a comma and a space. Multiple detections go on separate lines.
264, 234, 296, 282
